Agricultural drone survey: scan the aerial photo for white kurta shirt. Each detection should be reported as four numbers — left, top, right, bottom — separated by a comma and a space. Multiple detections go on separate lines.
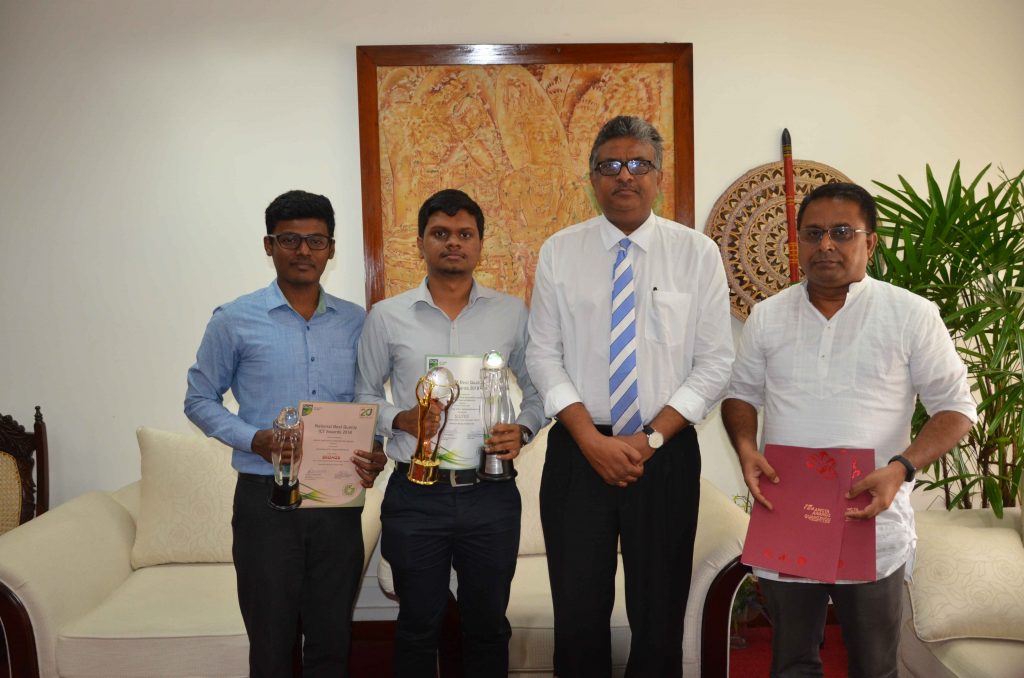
527, 212, 734, 425
727, 276, 977, 582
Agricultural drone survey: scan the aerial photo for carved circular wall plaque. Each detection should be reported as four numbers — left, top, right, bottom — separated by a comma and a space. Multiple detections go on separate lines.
705, 160, 852, 320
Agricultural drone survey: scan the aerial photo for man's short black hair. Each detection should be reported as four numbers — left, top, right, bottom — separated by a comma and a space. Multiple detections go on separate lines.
797, 182, 878, 232
265, 190, 335, 237
417, 189, 485, 239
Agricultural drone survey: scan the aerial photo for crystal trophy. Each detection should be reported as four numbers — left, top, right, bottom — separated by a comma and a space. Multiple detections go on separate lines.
478, 350, 518, 481
268, 406, 303, 510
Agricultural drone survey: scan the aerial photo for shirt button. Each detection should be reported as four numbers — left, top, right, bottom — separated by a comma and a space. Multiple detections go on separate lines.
311, 357, 316, 362
312, 390, 317, 395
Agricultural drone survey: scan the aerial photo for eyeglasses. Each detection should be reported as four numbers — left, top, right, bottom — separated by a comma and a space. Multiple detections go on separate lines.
798, 226, 870, 244
594, 158, 659, 176
267, 233, 334, 251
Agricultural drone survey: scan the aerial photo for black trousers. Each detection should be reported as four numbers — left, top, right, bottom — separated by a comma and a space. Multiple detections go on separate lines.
381, 470, 521, 678
759, 564, 905, 678
540, 421, 701, 678
232, 473, 364, 678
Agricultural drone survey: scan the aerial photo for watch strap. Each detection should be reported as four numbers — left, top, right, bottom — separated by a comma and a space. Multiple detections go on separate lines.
888, 454, 915, 483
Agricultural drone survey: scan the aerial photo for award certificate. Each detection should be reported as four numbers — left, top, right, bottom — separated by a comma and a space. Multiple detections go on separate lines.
425, 354, 486, 469
297, 401, 379, 508
741, 445, 876, 583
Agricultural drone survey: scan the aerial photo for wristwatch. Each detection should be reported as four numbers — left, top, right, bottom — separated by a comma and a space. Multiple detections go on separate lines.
643, 425, 664, 450
888, 454, 916, 482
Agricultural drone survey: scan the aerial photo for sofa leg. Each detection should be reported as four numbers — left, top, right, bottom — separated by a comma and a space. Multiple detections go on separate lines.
701, 556, 751, 678
0, 583, 39, 678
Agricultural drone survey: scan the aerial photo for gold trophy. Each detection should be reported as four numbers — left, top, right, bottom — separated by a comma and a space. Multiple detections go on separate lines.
407, 366, 460, 485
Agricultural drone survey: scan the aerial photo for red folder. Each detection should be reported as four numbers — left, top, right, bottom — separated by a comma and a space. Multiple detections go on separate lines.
835, 448, 876, 582
741, 445, 876, 583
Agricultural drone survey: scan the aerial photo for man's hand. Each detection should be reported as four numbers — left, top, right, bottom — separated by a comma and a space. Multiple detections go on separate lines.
579, 433, 644, 488
352, 440, 388, 488
486, 423, 528, 460
251, 429, 276, 464
621, 431, 656, 464
846, 462, 905, 520
393, 399, 443, 439
739, 448, 778, 511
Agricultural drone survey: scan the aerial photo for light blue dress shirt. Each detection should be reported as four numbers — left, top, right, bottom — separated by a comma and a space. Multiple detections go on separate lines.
185, 281, 365, 475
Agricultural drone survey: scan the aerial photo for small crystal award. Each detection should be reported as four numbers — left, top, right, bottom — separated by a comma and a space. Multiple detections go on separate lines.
268, 406, 303, 510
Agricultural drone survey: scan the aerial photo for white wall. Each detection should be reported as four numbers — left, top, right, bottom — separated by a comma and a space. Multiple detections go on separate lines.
3, 0, 1022, 507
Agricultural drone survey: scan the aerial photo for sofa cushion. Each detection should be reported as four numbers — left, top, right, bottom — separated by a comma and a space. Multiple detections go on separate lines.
507, 553, 630, 674
909, 522, 1024, 641
57, 563, 246, 677
899, 586, 1024, 678
131, 427, 236, 568
516, 425, 548, 556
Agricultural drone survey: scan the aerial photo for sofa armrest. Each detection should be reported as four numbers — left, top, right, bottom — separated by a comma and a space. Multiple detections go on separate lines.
686, 478, 749, 677
0, 490, 136, 678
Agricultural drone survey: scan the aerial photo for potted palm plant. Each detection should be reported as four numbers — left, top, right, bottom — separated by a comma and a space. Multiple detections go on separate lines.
868, 163, 1024, 516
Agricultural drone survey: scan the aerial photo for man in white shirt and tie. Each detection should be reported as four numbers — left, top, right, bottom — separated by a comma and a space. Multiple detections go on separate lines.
723, 182, 976, 677
527, 116, 735, 677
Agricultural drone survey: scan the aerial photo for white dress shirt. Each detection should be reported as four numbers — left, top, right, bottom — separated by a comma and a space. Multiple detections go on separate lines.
527, 213, 734, 425
727, 276, 977, 582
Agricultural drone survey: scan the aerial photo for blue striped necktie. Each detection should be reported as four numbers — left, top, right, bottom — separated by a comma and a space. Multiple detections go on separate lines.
610, 238, 641, 435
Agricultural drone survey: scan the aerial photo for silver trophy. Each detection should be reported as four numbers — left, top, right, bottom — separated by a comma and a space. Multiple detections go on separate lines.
478, 350, 518, 481
268, 406, 303, 510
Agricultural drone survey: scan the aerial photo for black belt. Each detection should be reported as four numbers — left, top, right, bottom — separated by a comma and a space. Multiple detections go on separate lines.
238, 472, 274, 485
395, 462, 479, 487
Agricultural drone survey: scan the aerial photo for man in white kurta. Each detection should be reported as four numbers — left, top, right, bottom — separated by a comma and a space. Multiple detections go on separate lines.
723, 182, 976, 678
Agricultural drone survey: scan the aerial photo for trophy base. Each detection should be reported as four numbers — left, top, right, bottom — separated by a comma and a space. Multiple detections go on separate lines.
268, 483, 303, 511
407, 458, 441, 485
477, 453, 517, 482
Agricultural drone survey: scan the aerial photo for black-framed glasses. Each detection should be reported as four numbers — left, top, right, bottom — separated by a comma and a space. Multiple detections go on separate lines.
594, 158, 659, 176
798, 226, 870, 244
266, 233, 334, 251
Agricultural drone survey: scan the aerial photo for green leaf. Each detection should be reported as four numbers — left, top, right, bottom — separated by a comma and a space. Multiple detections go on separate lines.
983, 475, 1004, 518
872, 162, 1024, 518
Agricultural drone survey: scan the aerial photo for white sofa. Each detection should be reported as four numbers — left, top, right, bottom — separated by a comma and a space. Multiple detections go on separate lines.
899, 506, 1024, 677
0, 428, 383, 678
378, 424, 751, 677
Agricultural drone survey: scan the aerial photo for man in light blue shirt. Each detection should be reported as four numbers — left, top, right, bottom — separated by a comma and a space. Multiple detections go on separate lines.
357, 189, 545, 677
185, 190, 386, 678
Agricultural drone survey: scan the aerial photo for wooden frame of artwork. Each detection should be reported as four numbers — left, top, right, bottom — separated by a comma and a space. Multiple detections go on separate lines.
356, 43, 694, 306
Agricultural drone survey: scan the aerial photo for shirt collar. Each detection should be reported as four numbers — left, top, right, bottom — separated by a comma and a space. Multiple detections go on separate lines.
799, 274, 874, 305
267, 280, 331, 315
599, 212, 657, 253
846, 274, 873, 301
407, 276, 496, 310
